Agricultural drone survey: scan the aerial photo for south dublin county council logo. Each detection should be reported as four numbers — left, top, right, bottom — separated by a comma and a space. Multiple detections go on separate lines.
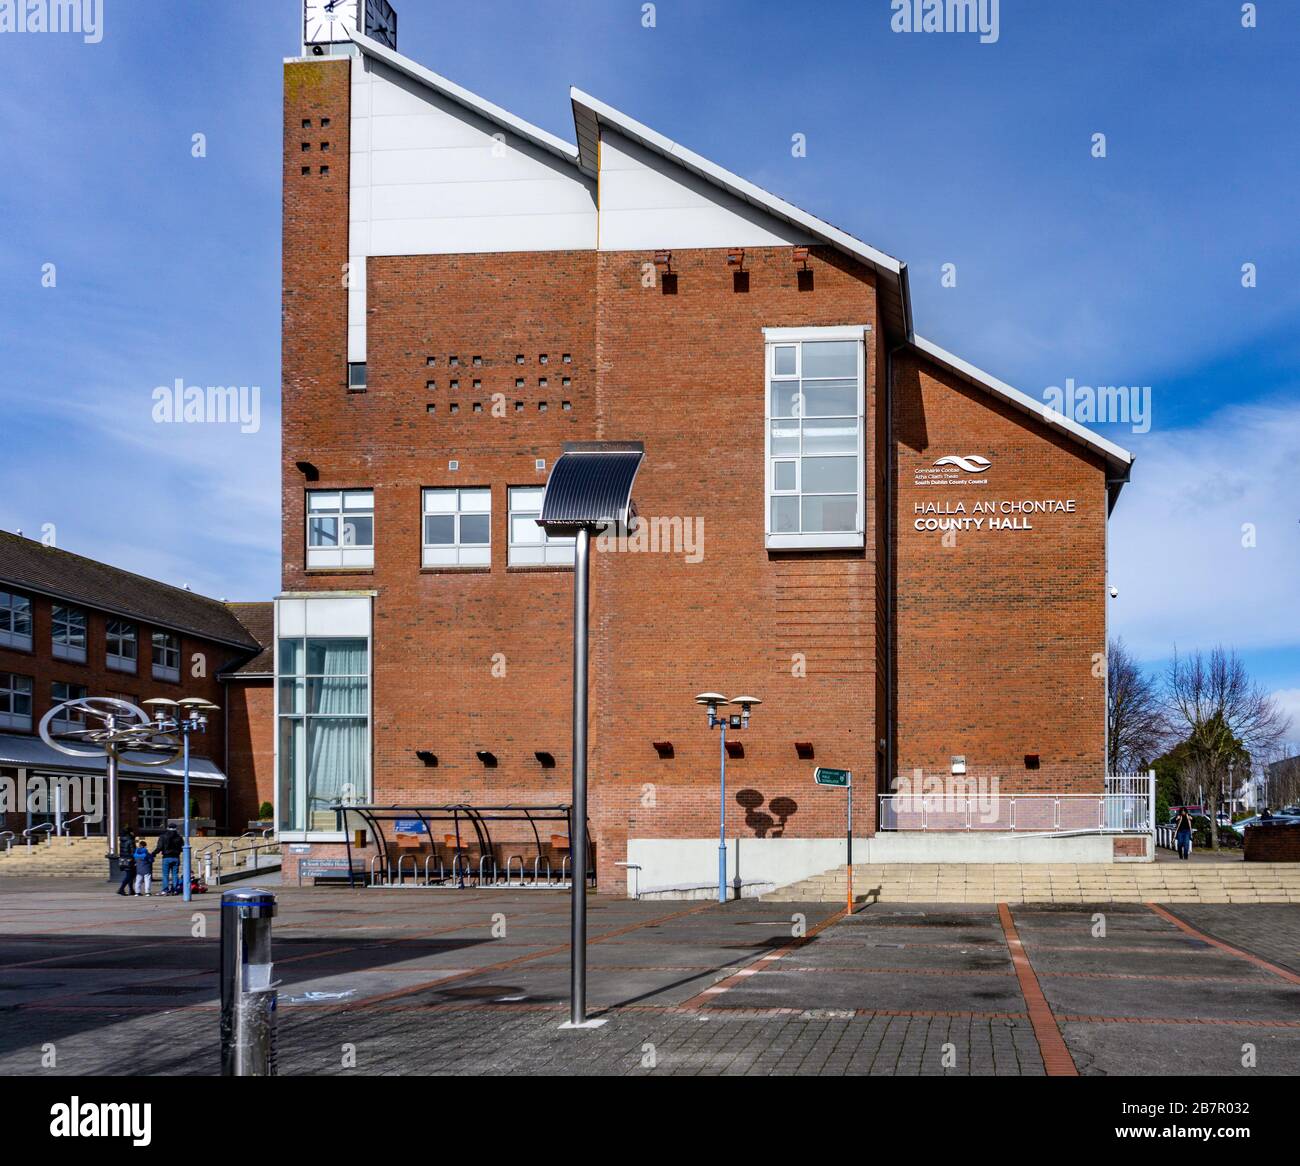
914, 454, 992, 487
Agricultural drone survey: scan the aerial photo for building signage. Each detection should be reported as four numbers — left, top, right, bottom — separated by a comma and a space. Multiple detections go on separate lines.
814, 767, 852, 787
915, 454, 992, 487
913, 497, 1077, 533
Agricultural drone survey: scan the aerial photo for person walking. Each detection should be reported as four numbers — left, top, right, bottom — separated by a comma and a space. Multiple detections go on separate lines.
132, 841, 154, 897
116, 829, 137, 896
153, 824, 185, 896
1174, 807, 1194, 861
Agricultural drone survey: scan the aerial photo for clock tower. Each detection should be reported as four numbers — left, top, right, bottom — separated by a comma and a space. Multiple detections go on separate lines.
303, 0, 397, 53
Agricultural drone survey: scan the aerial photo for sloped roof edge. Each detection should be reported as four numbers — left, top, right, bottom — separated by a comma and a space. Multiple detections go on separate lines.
349, 32, 581, 166
911, 335, 1135, 482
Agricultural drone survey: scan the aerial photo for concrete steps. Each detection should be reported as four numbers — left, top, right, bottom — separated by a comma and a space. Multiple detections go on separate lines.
0, 836, 260, 878
761, 862, 1300, 904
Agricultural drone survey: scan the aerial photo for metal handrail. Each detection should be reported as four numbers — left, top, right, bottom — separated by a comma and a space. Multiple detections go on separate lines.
22, 823, 55, 851
60, 815, 91, 840
877, 791, 1152, 833
0, 830, 14, 854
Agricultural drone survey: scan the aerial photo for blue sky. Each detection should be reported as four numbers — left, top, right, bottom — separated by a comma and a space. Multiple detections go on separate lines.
0, 0, 1296, 740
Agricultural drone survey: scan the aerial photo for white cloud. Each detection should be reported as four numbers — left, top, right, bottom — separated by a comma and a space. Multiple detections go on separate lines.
1109, 396, 1300, 660
1269, 688, 1300, 750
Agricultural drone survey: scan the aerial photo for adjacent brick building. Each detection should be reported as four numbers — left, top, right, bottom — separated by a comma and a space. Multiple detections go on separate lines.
276, 12, 1134, 893
0, 531, 269, 838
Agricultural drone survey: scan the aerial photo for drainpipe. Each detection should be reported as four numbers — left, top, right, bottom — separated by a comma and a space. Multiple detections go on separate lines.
883, 262, 913, 806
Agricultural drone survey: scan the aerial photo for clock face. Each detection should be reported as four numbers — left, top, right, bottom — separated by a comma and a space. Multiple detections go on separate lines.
305, 0, 359, 46
365, 0, 397, 49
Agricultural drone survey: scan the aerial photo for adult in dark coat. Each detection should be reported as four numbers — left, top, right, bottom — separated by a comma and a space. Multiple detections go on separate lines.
116, 830, 137, 895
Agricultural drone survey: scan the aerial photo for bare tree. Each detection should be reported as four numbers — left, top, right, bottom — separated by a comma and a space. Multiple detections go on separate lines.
1107, 638, 1170, 772
1166, 646, 1289, 850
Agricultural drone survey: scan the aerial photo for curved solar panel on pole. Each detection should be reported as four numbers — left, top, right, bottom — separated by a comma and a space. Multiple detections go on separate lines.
538, 441, 644, 1029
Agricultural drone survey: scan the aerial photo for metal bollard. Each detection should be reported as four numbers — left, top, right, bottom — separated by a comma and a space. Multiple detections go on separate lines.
219, 889, 278, 1076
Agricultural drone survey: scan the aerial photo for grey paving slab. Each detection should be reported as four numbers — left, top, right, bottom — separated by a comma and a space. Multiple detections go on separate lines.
1041, 974, 1300, 1021
1062, 1020, 1300, 1077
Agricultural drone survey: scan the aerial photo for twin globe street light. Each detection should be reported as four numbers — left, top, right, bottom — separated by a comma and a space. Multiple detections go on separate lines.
695, 693, 761, 904
141, 697, 219, 902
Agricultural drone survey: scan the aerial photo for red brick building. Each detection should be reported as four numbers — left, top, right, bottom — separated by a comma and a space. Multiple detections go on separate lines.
276, 8, 1135, 893
0, 531, 271, 839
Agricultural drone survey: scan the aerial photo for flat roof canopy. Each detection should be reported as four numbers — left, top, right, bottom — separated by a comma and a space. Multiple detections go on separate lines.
538, 441, 644, 534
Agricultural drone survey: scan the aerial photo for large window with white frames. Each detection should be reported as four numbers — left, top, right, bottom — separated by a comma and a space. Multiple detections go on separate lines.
764, 327, 866, 549
306, 490, 375, 569
422, 488, 491, 567
508, 487, 575, 566
0, 590, 32, 651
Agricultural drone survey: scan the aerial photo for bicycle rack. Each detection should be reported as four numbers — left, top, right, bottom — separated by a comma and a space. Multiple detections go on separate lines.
503, 855, 526, 886
396, 854, 417, 886
423, 854, 445, 886
558, 854, 572, 887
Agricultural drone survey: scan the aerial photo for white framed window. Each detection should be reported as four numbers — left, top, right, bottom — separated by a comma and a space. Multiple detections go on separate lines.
508, 486, 574, 566
106, 620, 137, 673
422, 488, 491, 567
152, 632, 181, 682
52, 605, 87, 662
0, 672, 33, 731
306, 489, 375, 569
50, 682, 88, 734
764, 326, 867, 550
0, 590, 32, 651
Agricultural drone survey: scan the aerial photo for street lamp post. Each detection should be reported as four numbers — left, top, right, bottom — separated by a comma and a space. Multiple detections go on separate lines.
143, 698, 219, 901
695, 693, 761, 903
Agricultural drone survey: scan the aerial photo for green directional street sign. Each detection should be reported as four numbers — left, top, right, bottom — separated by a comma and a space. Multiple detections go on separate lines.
813, 767, 852, 787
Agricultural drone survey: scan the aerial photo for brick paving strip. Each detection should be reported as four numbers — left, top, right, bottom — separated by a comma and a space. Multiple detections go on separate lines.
1145, 903, 1300, 986
997, 903, 1078, 1076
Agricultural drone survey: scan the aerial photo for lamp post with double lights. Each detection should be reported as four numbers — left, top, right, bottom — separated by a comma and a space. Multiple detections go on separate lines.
695, 693, 761, 904
143, 698, 219, 902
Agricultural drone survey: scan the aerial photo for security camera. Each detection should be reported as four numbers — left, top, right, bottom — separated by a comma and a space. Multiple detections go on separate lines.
1109, 586, 1119, 599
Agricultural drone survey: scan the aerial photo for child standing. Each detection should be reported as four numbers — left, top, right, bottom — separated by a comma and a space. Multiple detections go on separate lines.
132, 842, 154, 896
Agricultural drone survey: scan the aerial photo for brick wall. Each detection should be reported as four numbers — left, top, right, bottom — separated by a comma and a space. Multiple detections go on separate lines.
892, 351, 1108, 796
1244, 825, 1300, 862
224, 677, 274, 829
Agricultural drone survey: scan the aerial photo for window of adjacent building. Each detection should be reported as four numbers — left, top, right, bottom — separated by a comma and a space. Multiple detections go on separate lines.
51, 605, 87, 663
508, 486, 575, 566
106, 620, 138, 673
0, 590, 32, 651
50, 682, 88, 734
306, 490, 375, 569
765, 328, 865, 549
152, 632, 181, 683
138, 787, 167, 833
277, 637, 370, 833
0, 672, 33, 731
422, 488, 491, 567
348, 362, 367, 390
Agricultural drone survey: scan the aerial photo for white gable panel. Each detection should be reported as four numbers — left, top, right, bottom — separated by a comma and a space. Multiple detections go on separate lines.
598, 130, 812, 252
348, 56, 597, 360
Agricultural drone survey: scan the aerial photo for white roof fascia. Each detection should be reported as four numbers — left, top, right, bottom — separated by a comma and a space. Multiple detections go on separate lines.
911, 335, 1135, 472
569, 87, 903, 279
350, 32, 582, 167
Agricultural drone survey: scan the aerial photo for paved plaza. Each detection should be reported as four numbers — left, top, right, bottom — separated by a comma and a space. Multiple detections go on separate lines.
0, 880, 1296, 1076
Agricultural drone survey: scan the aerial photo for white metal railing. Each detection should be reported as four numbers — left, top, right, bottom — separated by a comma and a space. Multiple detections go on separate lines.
1155, 823, 1191, 852
879, 791, 1152, 833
